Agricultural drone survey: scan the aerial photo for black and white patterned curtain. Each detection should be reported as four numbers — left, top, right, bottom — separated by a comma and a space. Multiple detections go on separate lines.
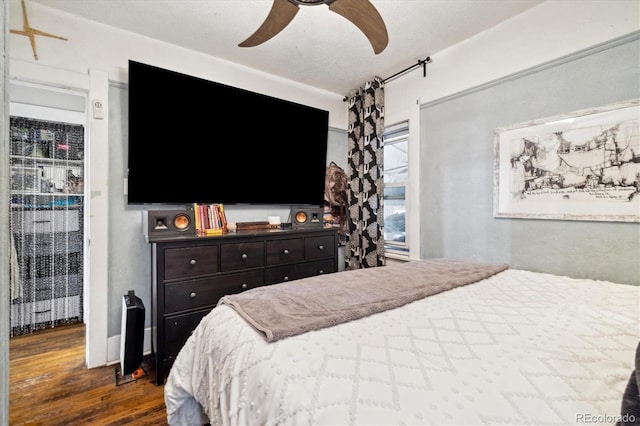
345, 78, 385, 269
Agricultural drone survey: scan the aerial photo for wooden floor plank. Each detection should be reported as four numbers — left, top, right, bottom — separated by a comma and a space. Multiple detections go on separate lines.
9, 323, 168, 425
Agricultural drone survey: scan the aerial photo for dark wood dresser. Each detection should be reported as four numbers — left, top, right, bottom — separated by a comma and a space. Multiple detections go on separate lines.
148, 227, 338, 385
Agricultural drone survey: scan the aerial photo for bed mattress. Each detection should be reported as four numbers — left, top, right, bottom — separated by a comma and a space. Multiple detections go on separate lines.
165, 266, 639, 426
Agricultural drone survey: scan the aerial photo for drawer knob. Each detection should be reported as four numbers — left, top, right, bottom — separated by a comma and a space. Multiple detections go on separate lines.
241, 283, 248, 289
318, 245, 324, 250
283, 276, 289, 281
283, 249, 289, 255
318, 270, 324, 274
189, 292, 197, 298
189, 259, 197, 265
241, 253, 248, 260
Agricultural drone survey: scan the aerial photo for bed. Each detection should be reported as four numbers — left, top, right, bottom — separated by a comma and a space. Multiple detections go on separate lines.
164, 258, 639, 426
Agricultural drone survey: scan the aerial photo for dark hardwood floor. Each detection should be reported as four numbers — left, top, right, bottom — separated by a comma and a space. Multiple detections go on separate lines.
9, 323, 168, 425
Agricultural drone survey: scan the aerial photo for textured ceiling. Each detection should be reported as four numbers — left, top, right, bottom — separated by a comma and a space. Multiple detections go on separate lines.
26, 0, 545, 96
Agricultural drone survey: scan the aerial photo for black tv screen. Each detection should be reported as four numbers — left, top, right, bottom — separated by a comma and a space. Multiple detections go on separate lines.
127, 60, 329, 206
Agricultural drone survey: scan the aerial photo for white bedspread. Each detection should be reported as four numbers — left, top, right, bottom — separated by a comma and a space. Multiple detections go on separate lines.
165, 268, 639, 426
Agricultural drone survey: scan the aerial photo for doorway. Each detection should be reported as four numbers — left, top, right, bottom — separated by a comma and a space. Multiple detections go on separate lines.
8, 80, 88, 337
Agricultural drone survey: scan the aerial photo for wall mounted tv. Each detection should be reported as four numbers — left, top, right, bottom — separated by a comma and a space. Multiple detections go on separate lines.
127, 60, 329, 206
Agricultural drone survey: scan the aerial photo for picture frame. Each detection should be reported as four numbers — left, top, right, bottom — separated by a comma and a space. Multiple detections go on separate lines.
493, 99, 640, 223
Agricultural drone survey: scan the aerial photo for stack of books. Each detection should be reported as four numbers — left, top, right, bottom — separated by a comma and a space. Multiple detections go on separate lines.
192, 203, 228, 235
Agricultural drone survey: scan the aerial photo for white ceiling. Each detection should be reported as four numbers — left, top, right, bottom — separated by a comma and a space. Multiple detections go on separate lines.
28, 0, 545, 96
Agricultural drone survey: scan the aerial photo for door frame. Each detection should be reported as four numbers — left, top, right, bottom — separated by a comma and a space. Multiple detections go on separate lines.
7, 65, 111, 369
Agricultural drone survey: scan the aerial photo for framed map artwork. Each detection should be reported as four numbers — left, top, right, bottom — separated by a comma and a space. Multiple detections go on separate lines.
494, 99, 639, 222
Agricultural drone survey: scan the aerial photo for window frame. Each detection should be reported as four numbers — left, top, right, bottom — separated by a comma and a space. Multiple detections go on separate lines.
382, 121, 410, 259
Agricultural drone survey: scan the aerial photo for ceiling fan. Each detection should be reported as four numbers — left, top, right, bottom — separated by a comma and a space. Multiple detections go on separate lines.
239, 0, 389, 54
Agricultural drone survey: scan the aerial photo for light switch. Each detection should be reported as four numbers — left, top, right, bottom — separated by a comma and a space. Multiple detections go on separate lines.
93, 99, 105, 119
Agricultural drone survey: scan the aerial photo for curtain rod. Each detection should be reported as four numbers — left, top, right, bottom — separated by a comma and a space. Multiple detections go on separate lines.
343, 56, 432, 101
383, 56, 432, 83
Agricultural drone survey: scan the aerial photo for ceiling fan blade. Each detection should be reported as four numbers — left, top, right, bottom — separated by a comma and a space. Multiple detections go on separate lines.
239, 0, 300, 48
328, 0, 388, 54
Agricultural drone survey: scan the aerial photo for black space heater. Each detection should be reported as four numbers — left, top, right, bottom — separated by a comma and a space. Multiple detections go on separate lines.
120, 290, 145, 375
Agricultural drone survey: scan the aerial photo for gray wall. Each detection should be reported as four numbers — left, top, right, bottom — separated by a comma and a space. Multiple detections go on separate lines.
420, 33, 640, 285
326, 126, 348, 170
107, 83, 347, 335
107, 83, 155, 336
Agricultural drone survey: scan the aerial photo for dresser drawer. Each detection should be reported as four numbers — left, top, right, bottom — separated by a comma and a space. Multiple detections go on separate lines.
266, 258, 336, 285
220, 241, 264, 272
304, 235, 335, 260
164, 309, 210, 365
266, 238, 304, 265
164, 245, 218, 280
164, 270, 264, 314
297, 258, 336, 279
265, 264, 297, 285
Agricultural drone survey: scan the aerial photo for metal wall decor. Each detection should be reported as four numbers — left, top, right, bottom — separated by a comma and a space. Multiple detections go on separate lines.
10, 0, 68, 60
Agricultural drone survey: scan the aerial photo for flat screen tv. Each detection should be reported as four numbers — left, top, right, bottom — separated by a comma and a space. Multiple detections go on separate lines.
127, 60, 329, 206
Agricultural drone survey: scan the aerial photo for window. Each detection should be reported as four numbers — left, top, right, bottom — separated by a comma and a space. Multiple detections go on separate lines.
383, 122, 409, 257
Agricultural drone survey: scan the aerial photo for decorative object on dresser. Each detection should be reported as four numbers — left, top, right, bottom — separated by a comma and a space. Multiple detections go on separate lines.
267, 216, 282, 229
148, 227, 338, 385
235, 221, 271, 232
